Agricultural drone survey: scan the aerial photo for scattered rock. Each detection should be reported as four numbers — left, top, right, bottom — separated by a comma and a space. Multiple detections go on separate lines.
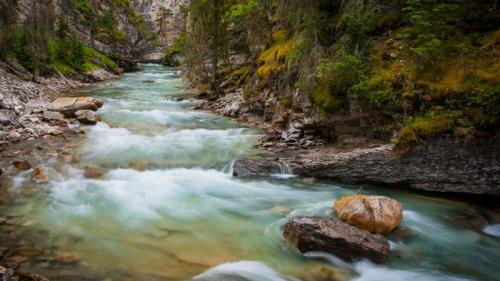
51, 97, 103, 117
75, 110, 97, 125
334, 194, 403, 235
48, 129, 63, 136
5, 255, 28, 269
83, 165, 105, 179
301, 177, 316, 185
53, 252, 79, 265
129, 162, 149, 171
0, 114, 11, 125
283, 216, 390, 264
448, 211, 489, 231
16, 272, 50, 281
0, 265, 6, 275
270, 205, 291, 215
42, 111, 65, 122
31, 165, 49, 184
232, 159, 281, 177
13, 160, 31, 170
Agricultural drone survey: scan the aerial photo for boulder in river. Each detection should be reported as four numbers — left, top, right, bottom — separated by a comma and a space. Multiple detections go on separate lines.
335, 194, 403, 235
31, 165, 49, 184
13, 160, 31, 170
83, 165, 105, 179
232, 159, 282, 177
51, 97, 103, 117
75, 110, 98, 125
283, 216, 390, 264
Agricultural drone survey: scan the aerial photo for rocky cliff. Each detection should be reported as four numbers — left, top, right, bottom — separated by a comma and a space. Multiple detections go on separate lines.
133, 0, 189, 61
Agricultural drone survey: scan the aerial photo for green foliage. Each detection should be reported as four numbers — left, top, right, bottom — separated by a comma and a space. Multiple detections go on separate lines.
82, 46, 118, 71
72, 0, 93, 18
279, 97, 293, 107
394, 109, 457, 149
228, 66, 253, 86
164, 31, 187, 65
182, 0, 500, 146
312, 82, 343, 113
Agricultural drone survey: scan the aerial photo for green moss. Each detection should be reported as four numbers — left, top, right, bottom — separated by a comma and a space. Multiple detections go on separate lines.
72, 0, 93, 17
271, 29, 287, 42
82, 47, 117, 72
311, 82, 343, 113
394, 111, 457, 149
53, 62, 76, 75
279, 97, 293, 107
229, 66, 253, 86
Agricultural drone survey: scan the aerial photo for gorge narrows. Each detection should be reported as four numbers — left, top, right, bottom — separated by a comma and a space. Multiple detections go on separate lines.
1, 65, 499, 281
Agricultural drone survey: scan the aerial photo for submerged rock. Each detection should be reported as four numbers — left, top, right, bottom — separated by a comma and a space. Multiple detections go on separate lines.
16, 272, 50, 281
334, 194, 403, 235
283, 216, 390, 264
13, 160, 31, 170
51, 97, 103, 117
75, 110, 98, 125
232, 159, 281, 177
31, 165, 49, 184
83, 165, 105, 179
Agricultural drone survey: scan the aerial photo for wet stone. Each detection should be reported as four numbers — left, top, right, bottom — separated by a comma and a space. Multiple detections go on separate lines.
12, 161, 31, 171
83, 165, 105, 179
31, 166, 49, 184
53, 252, 79, 265
5, 255, 28, 269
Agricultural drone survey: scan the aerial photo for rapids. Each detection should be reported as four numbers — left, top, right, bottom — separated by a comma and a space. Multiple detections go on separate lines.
0, 65, 499, 281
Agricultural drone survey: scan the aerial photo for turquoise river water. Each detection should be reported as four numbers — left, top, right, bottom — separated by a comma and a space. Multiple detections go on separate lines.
1, 64, 500, 281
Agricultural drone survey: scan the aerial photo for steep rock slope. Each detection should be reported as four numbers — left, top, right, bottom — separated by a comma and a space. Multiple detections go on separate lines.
133, 0, 189, 61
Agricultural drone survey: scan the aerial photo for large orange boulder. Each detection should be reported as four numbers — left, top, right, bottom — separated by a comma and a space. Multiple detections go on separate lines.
334, 194, 403, 235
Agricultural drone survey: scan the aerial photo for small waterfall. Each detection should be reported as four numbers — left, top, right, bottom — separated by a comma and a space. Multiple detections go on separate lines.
222, 160, 235, 175
278, 162, 290, 174
273, 162, 296, 179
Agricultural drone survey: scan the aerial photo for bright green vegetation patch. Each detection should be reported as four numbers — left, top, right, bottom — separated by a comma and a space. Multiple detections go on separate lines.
82, 46, 118, 72
2, 16, 118, 75
394, 111, 457, 149
164, 31, 187, 65
72, 0, 93, 16
228, 66, 253, 86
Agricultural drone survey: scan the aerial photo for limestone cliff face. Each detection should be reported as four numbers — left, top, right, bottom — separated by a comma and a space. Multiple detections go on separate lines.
132, 0, 189, 61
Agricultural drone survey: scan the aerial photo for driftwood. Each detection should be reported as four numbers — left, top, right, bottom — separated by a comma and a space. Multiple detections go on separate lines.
52, 64, 73, 86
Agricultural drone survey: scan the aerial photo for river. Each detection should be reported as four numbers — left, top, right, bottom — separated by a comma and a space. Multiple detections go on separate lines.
1, 64, 499, 281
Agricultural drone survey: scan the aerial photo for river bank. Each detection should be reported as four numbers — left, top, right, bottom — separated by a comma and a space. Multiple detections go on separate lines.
0, 62, 120, 147
193, 86, 500, 200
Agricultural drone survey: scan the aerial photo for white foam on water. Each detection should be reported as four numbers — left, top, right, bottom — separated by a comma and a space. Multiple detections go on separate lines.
484, 224, 500, 237
402, 210, 451, 240
47, 168, 329, 226
111, 108, 206, 124
352, 261, 471, 281
80, 122, 260, 165
193, 261, 299, 281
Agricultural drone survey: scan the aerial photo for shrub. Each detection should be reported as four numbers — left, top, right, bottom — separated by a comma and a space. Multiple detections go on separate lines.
394, 110, 457, 149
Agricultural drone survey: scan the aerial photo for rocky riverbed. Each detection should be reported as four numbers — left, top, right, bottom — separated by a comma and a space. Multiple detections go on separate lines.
0, 63, 118, 146
1, 64, 500, 281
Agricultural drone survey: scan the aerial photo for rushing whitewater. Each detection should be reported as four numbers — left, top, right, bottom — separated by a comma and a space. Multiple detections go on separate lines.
2, 65, 500, 281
